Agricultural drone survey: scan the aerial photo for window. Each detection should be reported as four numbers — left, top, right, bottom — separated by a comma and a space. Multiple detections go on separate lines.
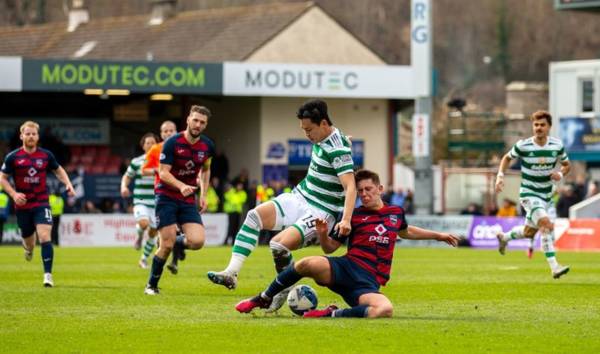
581, 79, 594, 112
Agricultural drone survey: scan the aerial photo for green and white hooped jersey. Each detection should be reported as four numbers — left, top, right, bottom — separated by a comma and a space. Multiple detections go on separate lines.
509, 136, 568, 202
125, 154, 155, 207
296, 127, 354, 217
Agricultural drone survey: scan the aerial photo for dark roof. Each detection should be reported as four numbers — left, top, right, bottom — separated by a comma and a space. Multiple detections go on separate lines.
0, 2, 313, 61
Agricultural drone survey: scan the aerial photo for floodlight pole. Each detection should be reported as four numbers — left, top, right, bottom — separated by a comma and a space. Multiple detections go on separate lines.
411, 0, 433, 215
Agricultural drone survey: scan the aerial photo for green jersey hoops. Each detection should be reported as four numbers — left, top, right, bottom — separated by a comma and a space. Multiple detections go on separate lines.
125, 154, 155, 207
509, 136, 568, 202
296, 127, 354, 217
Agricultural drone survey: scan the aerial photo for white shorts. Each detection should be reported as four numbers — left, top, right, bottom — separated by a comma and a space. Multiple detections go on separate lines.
270, 191, 337, 247
133, 204, 157, 229
520, 197, 550, 228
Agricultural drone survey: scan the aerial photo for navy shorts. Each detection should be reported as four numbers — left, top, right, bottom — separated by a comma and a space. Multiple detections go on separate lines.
16, 206, 53, 238
155, 194, 202, 229
326, 256, 381, 307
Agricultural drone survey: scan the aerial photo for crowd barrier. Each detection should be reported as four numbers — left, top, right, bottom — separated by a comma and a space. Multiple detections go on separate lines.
1, 214, 599, 251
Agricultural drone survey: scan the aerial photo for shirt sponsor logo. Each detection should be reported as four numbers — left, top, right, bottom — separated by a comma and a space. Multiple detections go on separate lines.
368, 235, 390, 244
375, 224, 387, 235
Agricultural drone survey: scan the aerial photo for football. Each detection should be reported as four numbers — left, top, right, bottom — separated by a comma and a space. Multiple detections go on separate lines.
287, 284, 318, 316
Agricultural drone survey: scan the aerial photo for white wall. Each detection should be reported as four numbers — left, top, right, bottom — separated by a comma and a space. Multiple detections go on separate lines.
260, 97, 389, 186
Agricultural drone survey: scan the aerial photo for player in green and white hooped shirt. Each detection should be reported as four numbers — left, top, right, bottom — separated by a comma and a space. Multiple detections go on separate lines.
495, 110, 571, 279
208, 99, 357, 311
120, 133, 159, 268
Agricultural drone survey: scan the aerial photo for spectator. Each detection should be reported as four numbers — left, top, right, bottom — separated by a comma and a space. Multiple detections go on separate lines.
496, 198, 518, 217
390, 188, 406, 208
460, 202, 483, 215
211, 149, 230, 188
232, 168, 250, 193
206, 177, 220, 213
585, 180, 599, 199
82, 200, 101, 213
223, 183, 248, 246
404, 189, 415, 214
49, 190, 64, 246
0, 185, 9, 244
382, 184, 394, 204
556, 185, 580, 218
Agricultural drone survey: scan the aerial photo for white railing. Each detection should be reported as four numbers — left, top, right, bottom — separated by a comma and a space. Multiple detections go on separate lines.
569, 193, 600, 219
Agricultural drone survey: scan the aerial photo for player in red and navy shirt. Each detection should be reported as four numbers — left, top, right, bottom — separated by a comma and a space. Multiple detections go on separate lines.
236, 169, 459, 318
145, 106, 215, 295
0, 121, 75, 288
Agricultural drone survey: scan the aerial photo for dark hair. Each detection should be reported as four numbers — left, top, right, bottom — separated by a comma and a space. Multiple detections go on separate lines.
296, 99, 331, 125
139, 132, 159, 148
190, 105, 212, 118
355, 169, 380, 185
530, 110, 552, 126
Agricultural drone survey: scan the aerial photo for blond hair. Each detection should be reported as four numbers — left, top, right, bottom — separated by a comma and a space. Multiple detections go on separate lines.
20, 121, 40, 133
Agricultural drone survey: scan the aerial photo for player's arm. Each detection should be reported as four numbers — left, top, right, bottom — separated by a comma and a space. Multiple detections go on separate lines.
315, 218, 343, 254
552, 157, 571, 182
197, 158, 212, 213
401, 225, 459, 247
52, 166, 76, 197
120, 174, 132, 198
495, 153, 512, 193
158, 163, 197, 197
0, 172, 26, 206
336, 172, 356, 236
121, 163, 136, 198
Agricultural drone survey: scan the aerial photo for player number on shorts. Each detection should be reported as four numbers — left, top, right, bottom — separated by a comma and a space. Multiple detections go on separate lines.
44, 208, 52, 222
301, 215, 316, 229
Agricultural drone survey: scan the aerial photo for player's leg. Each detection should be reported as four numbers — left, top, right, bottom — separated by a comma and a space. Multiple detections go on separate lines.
537, 215, 569, 278
133, 205, 149, 250
208, 197, 287, 289
138, 206, 157, 268
178, 222, 205, 250
497, 197, 537, 255
145, 198, 177, 294
235, 256, 331, 313
34, 207, 54, 287
16, 210, 36, 261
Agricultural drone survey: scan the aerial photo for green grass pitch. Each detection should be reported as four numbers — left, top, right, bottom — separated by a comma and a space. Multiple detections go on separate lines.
1, 245, 599, 353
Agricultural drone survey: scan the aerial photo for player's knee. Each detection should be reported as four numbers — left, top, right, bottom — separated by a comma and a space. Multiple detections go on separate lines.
245, 209, 263, 230
148, 228, 158, 237
371, 303, 393, 318
187, 237, 204, 250
138, 219, 150, 230
294, 258, 312, 274
270, 240, 292, 272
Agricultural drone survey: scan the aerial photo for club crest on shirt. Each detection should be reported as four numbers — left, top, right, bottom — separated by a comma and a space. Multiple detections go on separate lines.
197, 151, 205, 160
35, 159, 44, 168
390, 215, 398, 225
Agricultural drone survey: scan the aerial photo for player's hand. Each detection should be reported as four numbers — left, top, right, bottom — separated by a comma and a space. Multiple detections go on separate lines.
179, 184, 198, 197
436, 233, 460, 247
198, 196, 208, 213
120, 187, 130, 198
334, 219, 352, 236
66, 184, 76, 197
495, 176, 504, 193
550, 171, 563, 182
13, 192, 27, 206
315, 218, 329, 236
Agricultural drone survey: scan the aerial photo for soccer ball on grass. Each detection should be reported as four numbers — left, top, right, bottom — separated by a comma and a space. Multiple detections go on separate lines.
287, 284, 318, 316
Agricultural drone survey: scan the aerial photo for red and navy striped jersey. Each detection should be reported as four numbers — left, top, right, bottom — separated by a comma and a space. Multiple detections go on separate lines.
332, 204, 407, 285
157, 132, 215, 204
0, 147, 59, 210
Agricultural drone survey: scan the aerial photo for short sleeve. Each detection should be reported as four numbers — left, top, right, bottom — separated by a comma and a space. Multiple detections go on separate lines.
1, 153, 14, 175
47, 151, 60, 170
508, 142, 521, 159
558, 146, 569, 162
398, 210, 408, 232
328, 149, 354, 176
160, 136, 176, 165
125, 162, 137, 178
